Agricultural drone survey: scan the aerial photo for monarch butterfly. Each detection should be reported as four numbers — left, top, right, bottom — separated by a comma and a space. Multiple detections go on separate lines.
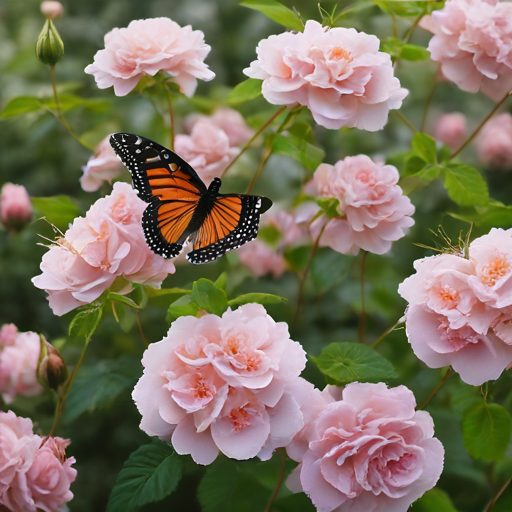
109, 133, 272, 264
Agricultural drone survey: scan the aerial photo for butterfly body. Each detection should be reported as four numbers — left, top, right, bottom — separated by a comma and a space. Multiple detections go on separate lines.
109, 133, 272, 264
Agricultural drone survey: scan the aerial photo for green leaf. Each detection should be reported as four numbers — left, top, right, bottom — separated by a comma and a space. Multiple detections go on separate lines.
1, 96, 44, 117
412, 133, 437, 164
413, 164, 443, 182
442, 163, 489, 207
410, 488, 459, 512
63, 356, 140, 424
311, 342, 398, 385
166, 295, 200, 324
145, 287, 191, 298
272, 133, 325, 171
31, 195, 81, 231
375, 1, 436, 17
381, 38, 429, 61
449, 379, 483, 417
448, 201, 512, 229
69, 305, 103, 344
241, 0, 303, 31
463, 403, 512, 461
228, 293, 288, 308
316, 197, 341, 219
215, 272, 228, 291
107, 439, 183, 511
191, 279, 228, 316
226, 79, 262, 105
107, 292, 142, 310
310, 249, 353, 293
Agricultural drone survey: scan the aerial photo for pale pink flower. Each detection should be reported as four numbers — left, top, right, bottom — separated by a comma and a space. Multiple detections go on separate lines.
32, 182, 175, 316
467, 228, 512, 309
244, 20, 408, 131
0, 183, 33, 232
184, 108, 254, 147
404, 305, 512, 385
287, 383, 444, 512
434, 113, 467, 149
420, 0, 512, 101
311, 155, 415, 255
40, 1, 63, 18
85, 17, 215, 97
267, 210, 310, 248
477, 113, 512, 170
0, 331, 44, 404
174, 121, 239, 185
0, 325, 18, 348
80, 136, 126, 192
238, 240, 287, 278
493, 307, 512, 345
132, 304, 307, 464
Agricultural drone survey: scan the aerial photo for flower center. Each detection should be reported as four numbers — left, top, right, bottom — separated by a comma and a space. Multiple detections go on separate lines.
230, 407, 251, 432
193, 378, 213, 400
437, 284, 459, 308
480, 255, 510, 286
330, 46, 352, 61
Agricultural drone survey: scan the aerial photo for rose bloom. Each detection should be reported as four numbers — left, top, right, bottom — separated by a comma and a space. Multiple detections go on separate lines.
0, 183, 33, 232
477, 113, 512, 170
433, 112, 467, 150
310, 155, 415, 255
287, 383, 444, 512
0, 331, 44, 404
85, 17, 215, 97
174, 120, 239, 185
40, 1, 63, 18
80, 135, 126, 192
244, 20, 408, 131
32, 182, 175, 316
420, 0, 512, 101
238, 240, 287, 279
132, 304, 307, 464
0, 324, 18, 348
184, 108, 254, 147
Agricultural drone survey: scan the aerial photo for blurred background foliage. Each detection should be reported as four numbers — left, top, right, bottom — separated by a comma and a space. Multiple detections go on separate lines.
1, 0, 512, 510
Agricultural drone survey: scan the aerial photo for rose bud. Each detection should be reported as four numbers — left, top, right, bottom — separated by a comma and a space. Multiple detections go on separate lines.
38, 338, 68, 392
0, 183, 33, 232
40, 1, 64, 19
36, 18, 64, 66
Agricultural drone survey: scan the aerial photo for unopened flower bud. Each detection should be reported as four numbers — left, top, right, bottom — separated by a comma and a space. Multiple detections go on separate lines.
40, 1, 64, 19
36, 19, 64, 66
38, 338, 68, 392
0, 183, 33, 232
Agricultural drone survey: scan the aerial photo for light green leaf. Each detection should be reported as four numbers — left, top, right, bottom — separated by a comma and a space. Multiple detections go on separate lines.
215, 272, 228, 291
463, 403, 512, 461
227, 79, 262, 105
145, 287, 191, 298
442, 163, 489, 207
410, 488, 459, 512
107, 292, 142, 310
241, 0, 303, 31
448, 201, 512, 229
228, 293, 288, 308
412, 133, 437, 164
1, 96, 44, 117
191, 279, 228, 316
381, 38, 429, 61
32, 195, 81, 231
69, 305, 103, 344
107, 439, 183, 511
272, 134, 325, 171
375, 1, 439, 17
316, 197, 341, 219
311, 342, 398, 385
413, 164, 443, 182
166, 295, 200, 324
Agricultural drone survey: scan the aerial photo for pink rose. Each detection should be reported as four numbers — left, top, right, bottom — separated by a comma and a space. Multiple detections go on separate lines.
85, 17, 215, 97
174, 120, 239, 185
80, 135, 126, 192
40, 1, 63, 18
238, 240, 287, 278
244, 20, 408, 131
477, 113, 512, 170
0, 331, 44, 404
0, 183, 33, 232
287, 383, 444, 512
267, 210, 310, 248
420, 0, 512, 101
132, 304, 307, 464
32, 182, 175, 316
311, 155, 415, 255
433, 112, 467, 149
0, 325, 18, 348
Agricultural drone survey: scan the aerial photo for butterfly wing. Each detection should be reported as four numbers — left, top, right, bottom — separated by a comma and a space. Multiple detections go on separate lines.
110, 133, 207, 258
186, 194, 272, 264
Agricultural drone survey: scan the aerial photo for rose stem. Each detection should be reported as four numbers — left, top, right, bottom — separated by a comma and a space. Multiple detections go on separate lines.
418, 367, 453, 410
264, 449, 287, 512
358, 251, 368, 344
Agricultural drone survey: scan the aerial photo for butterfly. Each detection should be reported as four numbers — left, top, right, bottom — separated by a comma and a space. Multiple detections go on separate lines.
109, 133, 272, 264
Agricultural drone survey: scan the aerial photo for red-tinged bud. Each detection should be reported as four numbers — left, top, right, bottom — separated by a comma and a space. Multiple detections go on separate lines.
0, 183, 33, 232
38, 338, 68, 392
40, 1, 64, 19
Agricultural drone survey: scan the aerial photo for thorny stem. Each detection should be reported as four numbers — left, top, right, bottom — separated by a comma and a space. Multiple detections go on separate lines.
421, 79, 438, 133
221, 106, 287, 179
394, 110, 418, 133
450, 91, 511, 159
136, 311, 149, 349
358, 251, 368, 344
418, 367, 453, 410
485, 477, 512, 512
49, 66, 94, 151
370, 318, 404, 348
264, 449, 287, 512
164, 86, 175, 151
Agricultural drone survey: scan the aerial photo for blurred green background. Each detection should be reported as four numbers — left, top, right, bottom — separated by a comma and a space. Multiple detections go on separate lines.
1, 0, 512, 510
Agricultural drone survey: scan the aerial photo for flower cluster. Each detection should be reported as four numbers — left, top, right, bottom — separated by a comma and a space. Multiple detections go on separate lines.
175, 108, 253, 185
244, 20, 408, 131
133, 304, 307, 464
420, 0, 512, 101
32, 182, 175, 316
399, 228, 512, 385
80, 135, 126, 192
477, 113, 512, 170
309, 155, 415, 255
0, 183, 33, 232
85, 17, 215, 97
0, 324, 43, 404
0, 411, 76, 512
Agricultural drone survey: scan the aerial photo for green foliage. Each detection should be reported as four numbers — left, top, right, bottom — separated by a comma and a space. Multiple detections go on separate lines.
226, 78, 262, 105
107, 439, 183, 511
312, 342, 398, 385
410, 488, 459, 512
316, 197, 340, 219
412, 133, 438, 165
442, 163, 490, 207
375, 1, 443, 17
449, 200, 512, 229
107, 292, 142, 310
68, 303, 103, 344
166, 295, 200, 323
31, 195, 81, 231
381, 38, 430, 62
463, 403, 512, 461
191, 278, 229, 316
272, 133, 325, 171
240, 0, 303, 31
228, 292, 287, 308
